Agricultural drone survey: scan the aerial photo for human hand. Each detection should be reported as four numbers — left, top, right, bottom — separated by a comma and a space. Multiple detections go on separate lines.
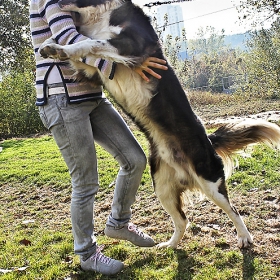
134, 57, 168, 82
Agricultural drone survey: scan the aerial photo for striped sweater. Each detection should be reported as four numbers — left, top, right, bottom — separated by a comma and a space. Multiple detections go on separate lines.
29, 0, 115, 106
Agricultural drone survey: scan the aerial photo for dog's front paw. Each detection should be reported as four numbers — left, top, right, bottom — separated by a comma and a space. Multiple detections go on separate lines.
39, 45, 57, 58
156, 241, 178, 249
39, 44, 69, 61
237, 233, 253, 248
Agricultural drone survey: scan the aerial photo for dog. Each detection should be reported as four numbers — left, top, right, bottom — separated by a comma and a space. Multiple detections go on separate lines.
40, 0, 280, 248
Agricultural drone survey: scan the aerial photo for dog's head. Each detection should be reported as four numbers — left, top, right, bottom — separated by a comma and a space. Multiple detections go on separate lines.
58, 0, 129, 11
58, 0, 107, 11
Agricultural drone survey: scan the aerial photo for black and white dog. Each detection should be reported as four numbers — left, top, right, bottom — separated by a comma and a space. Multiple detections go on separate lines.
40, 0, 280, 248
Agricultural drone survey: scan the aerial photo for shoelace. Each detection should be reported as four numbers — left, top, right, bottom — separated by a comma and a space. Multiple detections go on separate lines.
127, 223, 147, 239
90, 245, 111, 265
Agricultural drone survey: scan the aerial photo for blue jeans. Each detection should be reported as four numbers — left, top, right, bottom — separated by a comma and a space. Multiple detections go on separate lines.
39, 94, 147, 257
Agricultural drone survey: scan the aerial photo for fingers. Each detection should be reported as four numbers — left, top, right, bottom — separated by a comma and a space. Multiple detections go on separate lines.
146, 61, 168, 70
146, 57, 167, 64
143, 57, 168, 70
134, 56, 168, 81
143, 67, 162, 80
141, 73, 150, 82
134, 67, 150, 82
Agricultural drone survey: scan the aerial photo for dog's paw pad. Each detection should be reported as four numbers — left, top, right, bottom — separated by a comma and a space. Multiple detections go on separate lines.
39, 45, 69, 60
39, 47, 50, 58
40, 45, 58, 58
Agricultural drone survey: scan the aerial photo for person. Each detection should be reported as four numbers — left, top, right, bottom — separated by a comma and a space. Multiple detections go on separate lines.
29, 0, 167, 276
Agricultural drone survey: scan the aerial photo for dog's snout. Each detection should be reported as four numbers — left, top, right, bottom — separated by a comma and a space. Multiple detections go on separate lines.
58, 0, 76, 9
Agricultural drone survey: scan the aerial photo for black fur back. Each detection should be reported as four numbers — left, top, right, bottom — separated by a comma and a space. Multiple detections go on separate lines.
109, 2, 159, 58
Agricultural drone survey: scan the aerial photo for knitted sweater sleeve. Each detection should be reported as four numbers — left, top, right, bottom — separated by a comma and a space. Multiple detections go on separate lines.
41, 0, 116, 79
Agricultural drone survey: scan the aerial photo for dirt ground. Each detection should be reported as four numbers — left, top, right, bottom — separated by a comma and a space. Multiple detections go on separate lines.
206, 110, 280, 126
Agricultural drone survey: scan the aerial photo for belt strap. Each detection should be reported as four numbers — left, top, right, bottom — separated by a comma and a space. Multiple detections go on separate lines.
48, 87, 65, 95
48, 82, 64, 88
47, 83, 65, 95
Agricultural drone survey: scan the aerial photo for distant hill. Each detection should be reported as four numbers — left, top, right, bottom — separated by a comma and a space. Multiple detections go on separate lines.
224, 32, 251, 50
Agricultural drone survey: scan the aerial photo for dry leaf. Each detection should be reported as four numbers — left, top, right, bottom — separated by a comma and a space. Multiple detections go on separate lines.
19, 239, 32, 246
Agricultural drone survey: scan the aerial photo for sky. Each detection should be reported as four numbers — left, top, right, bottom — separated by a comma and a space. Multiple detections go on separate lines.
132, 0, 264, 38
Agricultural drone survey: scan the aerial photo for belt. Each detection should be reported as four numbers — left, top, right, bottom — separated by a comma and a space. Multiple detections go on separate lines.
47, 83, 66, 95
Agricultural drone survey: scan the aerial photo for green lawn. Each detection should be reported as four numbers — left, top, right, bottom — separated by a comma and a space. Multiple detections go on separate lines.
0, 133, 279, 279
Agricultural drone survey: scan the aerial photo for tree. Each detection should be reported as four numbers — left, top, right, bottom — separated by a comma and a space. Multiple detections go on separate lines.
186, 27, 241, 92
243, 19, 280, 97
0, 0, 33, 72
239, 0, 280, 25
188, 26, 226, 56
161, 26, 247, 93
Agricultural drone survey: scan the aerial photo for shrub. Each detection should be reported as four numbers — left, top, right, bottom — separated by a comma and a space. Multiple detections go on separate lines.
0, 70, 46, 139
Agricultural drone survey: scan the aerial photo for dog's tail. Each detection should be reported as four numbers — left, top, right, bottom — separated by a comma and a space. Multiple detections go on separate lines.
208, 119, 280, 178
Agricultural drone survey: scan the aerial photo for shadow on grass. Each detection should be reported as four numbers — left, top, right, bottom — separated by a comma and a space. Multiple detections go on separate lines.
74, 254, 155, 280
241, 247, 256, 280
72, 249, 196, 280
67, 247, 259, 279
174, 249, 196, 280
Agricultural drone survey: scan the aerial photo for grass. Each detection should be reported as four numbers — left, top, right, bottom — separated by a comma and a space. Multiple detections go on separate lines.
1, 93, 280, 279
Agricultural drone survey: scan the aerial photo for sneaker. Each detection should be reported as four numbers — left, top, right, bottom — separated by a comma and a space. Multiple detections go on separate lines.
80, 245, 124, 275
104, 222, 155, 247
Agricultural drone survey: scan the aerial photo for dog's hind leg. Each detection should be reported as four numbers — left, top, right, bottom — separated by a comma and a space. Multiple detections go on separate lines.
152, 162, 188, 248
156, 185, 188, 249
198, 177, 253, 248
